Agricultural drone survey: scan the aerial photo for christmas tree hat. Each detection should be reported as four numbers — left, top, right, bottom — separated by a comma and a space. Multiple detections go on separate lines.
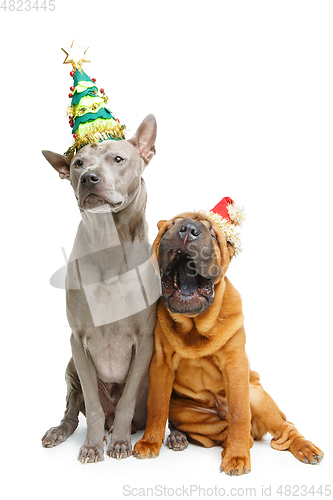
61, 40, 126, 159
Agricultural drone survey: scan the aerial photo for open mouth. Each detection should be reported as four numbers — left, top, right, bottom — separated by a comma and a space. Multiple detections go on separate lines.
160, 248, 215, 315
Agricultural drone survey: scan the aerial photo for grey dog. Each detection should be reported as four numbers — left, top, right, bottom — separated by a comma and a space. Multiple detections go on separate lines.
41, 115, 160, 463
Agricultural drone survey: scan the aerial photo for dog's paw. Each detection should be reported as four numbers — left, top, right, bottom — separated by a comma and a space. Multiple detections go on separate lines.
107, 440, 132, 460
78, 443, 104, 464
220, 449, 251, 476
133, 438, 161, 459
166, 430, 188, 451
289, 438, 324, 465
41, 424, 72, 448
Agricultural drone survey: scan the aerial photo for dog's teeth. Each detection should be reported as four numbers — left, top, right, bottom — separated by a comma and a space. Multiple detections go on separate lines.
173, 272, 180, 291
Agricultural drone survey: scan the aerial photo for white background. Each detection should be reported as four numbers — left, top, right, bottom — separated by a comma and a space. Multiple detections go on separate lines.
1, 1, 332, 498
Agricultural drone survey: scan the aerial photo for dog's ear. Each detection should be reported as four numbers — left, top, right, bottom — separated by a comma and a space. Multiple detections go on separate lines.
128, 114, 157, 163
227, 242, 236, 261
42, 150, 71, 180
157, 220, 167, 230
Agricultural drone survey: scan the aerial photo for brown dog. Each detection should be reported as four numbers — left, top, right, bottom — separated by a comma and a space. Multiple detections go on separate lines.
133, 211, 324, 475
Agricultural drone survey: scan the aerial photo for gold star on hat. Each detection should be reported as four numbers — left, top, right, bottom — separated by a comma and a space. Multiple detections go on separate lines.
61, 40, 90, 71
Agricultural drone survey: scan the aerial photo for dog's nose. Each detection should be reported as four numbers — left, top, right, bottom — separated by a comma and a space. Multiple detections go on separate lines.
81, 171, 101, 185
179, 222, 201, 241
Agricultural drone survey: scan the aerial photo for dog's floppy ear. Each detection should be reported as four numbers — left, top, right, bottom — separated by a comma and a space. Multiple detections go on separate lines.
128, 114, 157, 163
42, 150, 71, 180
152, 219, 171, 260
214, 223, 235, 266
157, 220, 167, 230
227, 242, 236, 261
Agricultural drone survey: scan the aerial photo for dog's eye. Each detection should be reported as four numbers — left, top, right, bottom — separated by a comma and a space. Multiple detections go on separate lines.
114, 156, 124, 164
211, 229, 218, 240
74, 159, 83, 168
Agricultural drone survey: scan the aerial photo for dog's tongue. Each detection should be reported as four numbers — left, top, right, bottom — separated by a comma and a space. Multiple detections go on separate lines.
178, 260, 197, 295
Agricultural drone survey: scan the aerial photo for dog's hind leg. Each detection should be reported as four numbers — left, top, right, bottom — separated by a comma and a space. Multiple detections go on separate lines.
249, 371, 324, 464
168, 396, 229, 448
42, 358, 84, 448
166, 419, 189, 451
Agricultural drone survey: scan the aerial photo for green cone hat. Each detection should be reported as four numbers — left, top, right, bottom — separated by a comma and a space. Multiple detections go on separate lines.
61, 41, 126, 159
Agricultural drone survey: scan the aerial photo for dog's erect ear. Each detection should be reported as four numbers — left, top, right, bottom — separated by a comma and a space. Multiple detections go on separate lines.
227, 242, 236, 261
128, 114, 157, 163
42, 150, 71, 180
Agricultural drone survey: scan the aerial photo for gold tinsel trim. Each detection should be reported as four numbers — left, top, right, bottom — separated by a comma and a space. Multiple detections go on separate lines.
199, 203, 245, 255
67, 105, 75, 116
74, 102, 103, 117
227, 202, 245, 226
64, 121, 126, 160
67, 95, 109, 118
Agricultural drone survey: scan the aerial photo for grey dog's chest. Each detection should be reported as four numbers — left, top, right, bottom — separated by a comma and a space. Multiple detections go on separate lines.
67, 241, 153, 324
84, 326, 137, 384
66, 239, 158, 383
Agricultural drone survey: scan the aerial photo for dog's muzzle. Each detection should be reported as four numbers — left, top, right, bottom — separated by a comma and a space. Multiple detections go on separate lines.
158, 220, 220, 315
79, 170, 123, 212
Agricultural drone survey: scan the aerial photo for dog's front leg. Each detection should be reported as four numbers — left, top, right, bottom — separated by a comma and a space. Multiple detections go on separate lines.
216, 327, 252, 476
70, 334, 105, 463
107, 332, 154, 459
133, 344, 176, 459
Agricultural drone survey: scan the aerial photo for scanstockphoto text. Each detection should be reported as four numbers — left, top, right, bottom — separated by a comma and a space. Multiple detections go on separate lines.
49, 242, 220, 327
0, 0, 55, 11
50, 242, 221, 287
123, 484, 332, 497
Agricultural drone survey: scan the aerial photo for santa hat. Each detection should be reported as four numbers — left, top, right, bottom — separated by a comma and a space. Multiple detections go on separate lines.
201, 197, 245, 255
61, 40, 126, 159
